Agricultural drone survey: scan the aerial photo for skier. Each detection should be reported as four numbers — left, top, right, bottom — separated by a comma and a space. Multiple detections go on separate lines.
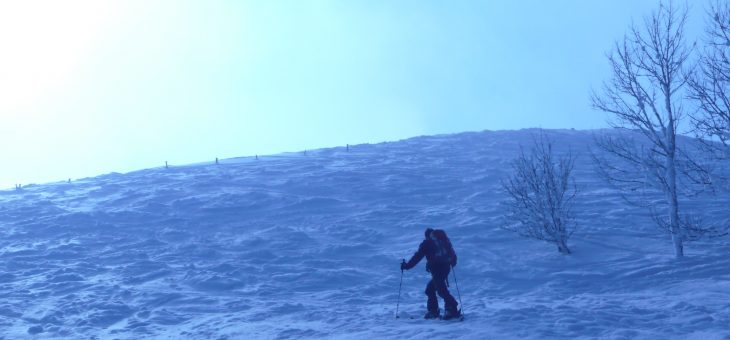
401, 228, 461, 320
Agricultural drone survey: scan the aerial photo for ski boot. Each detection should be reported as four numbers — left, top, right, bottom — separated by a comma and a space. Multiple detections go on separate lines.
442, 308, 462, 320
424, 309, 441, 319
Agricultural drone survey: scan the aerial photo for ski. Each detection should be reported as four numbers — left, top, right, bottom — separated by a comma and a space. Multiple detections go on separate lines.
440, 315, 464, 321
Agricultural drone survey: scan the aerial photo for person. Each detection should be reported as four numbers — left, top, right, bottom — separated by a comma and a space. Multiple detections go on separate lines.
401, 228, 461, 320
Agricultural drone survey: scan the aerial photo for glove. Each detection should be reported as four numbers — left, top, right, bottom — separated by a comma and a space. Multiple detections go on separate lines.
400, 260, 407, 271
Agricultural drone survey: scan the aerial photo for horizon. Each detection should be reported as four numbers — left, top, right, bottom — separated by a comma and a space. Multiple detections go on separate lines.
0, 1, 709, 188
3, 126, 650, 188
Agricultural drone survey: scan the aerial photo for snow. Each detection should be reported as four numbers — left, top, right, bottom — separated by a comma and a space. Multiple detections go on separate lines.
0, 128, 729, 338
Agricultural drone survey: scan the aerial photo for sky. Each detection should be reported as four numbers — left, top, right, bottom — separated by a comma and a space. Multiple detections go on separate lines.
0, 0, 709, 188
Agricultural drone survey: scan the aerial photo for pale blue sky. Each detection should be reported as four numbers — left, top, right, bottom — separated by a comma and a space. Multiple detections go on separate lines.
0, 1, 707, 187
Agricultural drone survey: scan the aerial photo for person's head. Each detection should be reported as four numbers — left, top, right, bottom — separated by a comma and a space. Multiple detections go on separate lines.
424, 228, 434, 239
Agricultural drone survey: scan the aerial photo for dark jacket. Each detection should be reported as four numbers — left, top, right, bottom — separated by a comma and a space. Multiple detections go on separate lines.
403, 238, 457, 272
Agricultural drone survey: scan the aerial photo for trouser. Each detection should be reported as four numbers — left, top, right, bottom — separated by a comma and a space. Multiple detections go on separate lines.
425, 266, 458, 313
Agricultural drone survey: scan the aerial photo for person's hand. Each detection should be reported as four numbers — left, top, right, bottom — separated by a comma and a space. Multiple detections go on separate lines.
400, 260, 407, 271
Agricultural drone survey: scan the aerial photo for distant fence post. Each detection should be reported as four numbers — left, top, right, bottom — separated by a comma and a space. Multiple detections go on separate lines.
216, 157, 219, 165
165, 161, 168, 169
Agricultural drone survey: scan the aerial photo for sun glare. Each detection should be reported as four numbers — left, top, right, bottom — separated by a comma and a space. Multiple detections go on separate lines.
0, 1, 115, 116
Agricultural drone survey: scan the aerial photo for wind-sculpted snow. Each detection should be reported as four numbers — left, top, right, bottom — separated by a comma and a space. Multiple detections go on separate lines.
0, 129, 729, 338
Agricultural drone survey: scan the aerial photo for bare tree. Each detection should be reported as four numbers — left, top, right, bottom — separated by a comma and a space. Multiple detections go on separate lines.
688, 0, 730, 157
591, 1, 705, 258
501, 133, 577, 254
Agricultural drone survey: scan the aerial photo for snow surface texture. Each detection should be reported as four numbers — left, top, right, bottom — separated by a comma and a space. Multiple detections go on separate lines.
1, 129, 729, 339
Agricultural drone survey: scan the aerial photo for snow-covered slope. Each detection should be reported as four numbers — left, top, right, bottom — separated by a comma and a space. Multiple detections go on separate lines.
0, 129, 729, 339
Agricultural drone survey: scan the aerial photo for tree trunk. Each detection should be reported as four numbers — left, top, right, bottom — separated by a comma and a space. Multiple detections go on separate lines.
667, 154, 684, 258
665, 95, 684, 258
557, 238, 571, 255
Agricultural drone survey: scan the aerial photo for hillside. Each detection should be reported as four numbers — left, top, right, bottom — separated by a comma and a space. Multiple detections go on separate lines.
0, 129, 728, 339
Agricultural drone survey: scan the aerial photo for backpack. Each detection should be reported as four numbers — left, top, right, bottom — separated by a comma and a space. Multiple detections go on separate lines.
431, 229, 455, 265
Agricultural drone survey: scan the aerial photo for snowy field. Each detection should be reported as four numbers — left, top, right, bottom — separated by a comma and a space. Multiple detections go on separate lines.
1, 129, 729, 339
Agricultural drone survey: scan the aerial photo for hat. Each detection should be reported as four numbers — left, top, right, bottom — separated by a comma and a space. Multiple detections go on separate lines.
424, 228, 434, 239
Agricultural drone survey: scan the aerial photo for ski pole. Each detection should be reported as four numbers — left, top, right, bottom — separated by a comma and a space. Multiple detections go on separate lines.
396, 259, 405, 318
451, 265, 463, 316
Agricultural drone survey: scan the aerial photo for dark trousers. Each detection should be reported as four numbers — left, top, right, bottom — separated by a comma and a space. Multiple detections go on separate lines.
425, 265, 458, 313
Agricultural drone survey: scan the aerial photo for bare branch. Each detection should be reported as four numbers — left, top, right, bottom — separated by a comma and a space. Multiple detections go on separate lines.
501, 131, 577, 254
591, 0, 717, 258
688, 0, 730, 155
